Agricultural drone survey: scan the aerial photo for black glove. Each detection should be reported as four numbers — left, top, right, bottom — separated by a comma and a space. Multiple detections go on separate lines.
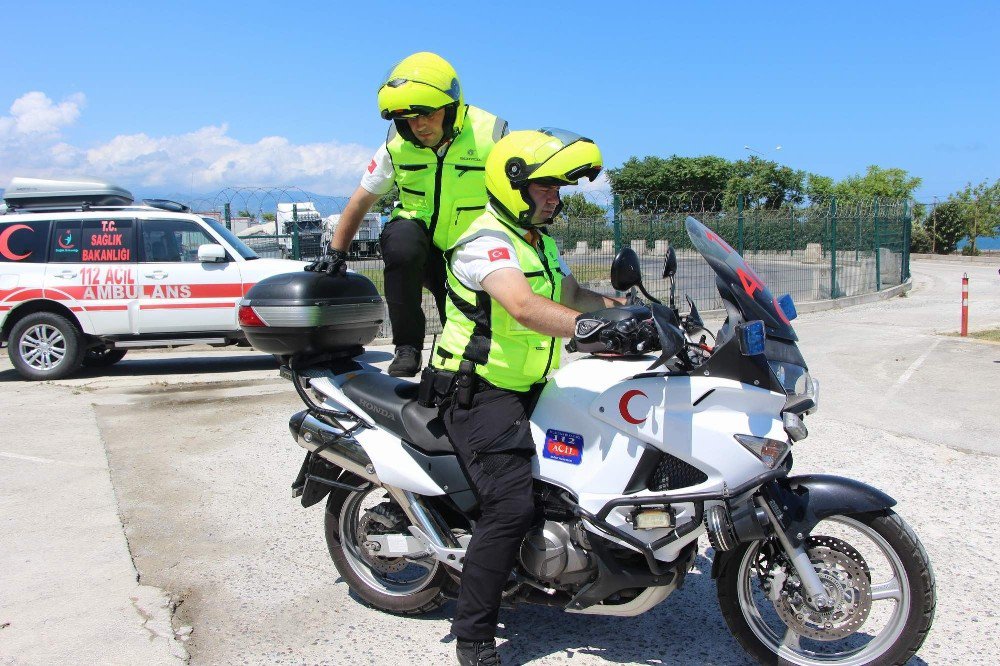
304, 248, 348, 276
569, 314, 659, 356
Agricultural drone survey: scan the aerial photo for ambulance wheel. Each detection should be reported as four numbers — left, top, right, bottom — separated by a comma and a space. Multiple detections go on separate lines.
8, 312, 85, 381
83, 347, 128, 367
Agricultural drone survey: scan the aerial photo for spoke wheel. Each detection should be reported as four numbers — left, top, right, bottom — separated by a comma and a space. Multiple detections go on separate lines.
8, 312, 84, 380
717, 510, 935, 665
324, 482, 450, 615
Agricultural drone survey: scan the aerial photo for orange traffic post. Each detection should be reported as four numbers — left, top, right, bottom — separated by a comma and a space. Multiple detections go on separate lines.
961, 273, 969, 337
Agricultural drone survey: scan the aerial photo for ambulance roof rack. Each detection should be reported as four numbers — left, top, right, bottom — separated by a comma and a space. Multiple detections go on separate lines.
2, 176, 135, 212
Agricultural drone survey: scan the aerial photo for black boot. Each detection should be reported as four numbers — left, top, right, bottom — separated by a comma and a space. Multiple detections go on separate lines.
456, 639, 500, 666
388, 344, 421, 377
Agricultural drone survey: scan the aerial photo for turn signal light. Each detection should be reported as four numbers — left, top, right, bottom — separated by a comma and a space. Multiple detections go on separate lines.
734, 434, 789, 468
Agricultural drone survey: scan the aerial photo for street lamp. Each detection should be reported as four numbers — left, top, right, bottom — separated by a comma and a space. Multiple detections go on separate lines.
744, 145, 782, 158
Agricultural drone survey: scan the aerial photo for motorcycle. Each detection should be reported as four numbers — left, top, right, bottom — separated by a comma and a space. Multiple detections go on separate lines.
255, 216, 935, 665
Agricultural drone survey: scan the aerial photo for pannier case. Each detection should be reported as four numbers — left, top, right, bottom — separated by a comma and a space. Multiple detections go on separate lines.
239, 270, 384, 355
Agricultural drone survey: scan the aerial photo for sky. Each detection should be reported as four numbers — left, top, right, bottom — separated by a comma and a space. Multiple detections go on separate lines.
1, 1, 997, 202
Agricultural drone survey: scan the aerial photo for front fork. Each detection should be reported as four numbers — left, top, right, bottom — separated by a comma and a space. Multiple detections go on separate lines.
755, 493, 834, 611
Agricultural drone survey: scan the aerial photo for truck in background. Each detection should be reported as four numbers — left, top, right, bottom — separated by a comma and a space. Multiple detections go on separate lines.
324, 212, 382, 258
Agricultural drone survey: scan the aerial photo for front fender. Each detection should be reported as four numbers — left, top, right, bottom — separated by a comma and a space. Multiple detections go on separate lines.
712, 474, 896, 579
778, 474, 896, 541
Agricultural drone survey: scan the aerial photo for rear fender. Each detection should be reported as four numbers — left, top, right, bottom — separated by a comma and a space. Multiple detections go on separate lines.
712, 474, 896, 579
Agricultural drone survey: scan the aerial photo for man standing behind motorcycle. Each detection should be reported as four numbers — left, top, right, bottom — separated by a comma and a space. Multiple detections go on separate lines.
424, 129, 657, 665
307, 52, 508, 377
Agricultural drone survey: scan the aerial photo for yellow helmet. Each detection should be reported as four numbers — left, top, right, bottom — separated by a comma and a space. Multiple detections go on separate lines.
377, 52, 464, 145
485, 128, 603, 226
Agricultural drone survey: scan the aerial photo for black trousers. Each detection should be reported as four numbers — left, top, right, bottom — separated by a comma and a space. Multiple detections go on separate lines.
442, 386, 539, 642
379, 217, 447, 347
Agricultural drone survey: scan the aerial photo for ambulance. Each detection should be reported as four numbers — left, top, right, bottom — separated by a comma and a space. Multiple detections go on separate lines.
0, 177, 308, 380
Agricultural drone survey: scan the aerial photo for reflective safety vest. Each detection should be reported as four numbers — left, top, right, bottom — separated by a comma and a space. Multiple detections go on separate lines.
386, 105, 506, 250
431, 209, 564, 392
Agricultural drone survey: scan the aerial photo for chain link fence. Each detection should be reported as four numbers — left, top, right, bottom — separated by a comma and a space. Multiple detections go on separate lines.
183, 188, 911, 339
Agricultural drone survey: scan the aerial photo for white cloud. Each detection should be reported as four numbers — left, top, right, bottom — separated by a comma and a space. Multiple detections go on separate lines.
0, 91, 373, 195
0, 91, 84, 138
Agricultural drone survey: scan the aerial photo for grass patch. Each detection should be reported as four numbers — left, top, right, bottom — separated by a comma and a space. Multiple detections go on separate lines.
947, 328, 1000, 342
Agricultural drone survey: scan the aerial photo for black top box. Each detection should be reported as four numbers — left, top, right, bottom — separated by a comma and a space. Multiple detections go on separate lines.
239, 270, 385, 356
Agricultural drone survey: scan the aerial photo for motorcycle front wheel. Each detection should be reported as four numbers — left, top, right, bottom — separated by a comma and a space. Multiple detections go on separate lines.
716, 510, 935, 665
325, 482, 451, 615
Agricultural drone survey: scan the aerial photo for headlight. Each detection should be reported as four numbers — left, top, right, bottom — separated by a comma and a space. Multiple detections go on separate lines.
768, 360, 811, 396
734, 435, 790, 468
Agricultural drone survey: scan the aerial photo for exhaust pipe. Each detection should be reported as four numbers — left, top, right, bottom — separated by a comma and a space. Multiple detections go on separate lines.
290, 410, 378, 483
289, 410, 454, 550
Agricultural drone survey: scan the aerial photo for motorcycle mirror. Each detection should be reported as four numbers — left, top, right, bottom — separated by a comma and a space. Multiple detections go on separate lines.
685, 295, 704, 330
662, 246, 677, 279
610, 247, 642, 292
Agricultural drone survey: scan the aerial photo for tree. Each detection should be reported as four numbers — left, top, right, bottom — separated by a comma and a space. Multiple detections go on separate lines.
832, 165, 922, 200
924, 200, 968, 254
374, 187, 398, 215
262, 212, 276, 222
952, 179, 1000, 254
805, 174, 835, 202
723, 158, 807, 209
559, 193, 607, 221
607, 155, 732, 211
237, 209, 256, 223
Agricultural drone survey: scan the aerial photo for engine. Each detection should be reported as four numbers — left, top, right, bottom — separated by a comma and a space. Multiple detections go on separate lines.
518, 520, 595, 586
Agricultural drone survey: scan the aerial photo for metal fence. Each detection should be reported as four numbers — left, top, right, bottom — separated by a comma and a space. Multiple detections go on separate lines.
183, 188, 910, 339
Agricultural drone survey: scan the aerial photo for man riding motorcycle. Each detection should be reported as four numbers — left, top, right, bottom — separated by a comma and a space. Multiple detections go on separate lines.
422, 128, 656, 665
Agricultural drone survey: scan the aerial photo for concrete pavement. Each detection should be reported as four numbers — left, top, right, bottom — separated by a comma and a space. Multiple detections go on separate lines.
0, 256, 997, 664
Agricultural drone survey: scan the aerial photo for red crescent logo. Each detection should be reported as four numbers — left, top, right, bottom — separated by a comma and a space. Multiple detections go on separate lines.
0, 224, 33, 261
618, 389, 648, 425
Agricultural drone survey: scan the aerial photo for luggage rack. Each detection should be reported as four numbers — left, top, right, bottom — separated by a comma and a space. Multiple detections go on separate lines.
1, 176, 190, 215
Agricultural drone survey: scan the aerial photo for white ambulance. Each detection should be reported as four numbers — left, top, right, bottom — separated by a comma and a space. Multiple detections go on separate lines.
0, 177, 307, 380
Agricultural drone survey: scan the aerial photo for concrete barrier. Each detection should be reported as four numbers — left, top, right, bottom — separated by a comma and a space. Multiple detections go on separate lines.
600, 240, 614, 254
803, 243, 823, 263
630, 239, 646, 255
573, 241, 588, 255
654, 240, 670, 255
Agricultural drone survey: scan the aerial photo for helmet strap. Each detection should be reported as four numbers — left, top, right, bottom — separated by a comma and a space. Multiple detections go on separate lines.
394, 118, 420, 147
440, 103, 459, 143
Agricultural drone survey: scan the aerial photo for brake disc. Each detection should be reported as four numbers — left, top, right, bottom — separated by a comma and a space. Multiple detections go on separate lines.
357, 502, 410, 575
768, 536, 874, 641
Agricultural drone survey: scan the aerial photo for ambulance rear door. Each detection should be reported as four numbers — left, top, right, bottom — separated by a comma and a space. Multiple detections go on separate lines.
136, 218, 244, 333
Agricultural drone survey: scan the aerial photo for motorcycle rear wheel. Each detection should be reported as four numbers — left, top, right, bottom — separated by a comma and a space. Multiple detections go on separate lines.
716, 510, 935, 665
325, 482, 450, 615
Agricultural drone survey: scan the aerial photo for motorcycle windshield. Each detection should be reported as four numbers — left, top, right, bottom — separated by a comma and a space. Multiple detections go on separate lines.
684, 216, 798, 341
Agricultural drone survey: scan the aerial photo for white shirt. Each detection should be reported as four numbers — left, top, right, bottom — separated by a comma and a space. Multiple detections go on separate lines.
359, 144, 395, 196
452, 233, 571, 291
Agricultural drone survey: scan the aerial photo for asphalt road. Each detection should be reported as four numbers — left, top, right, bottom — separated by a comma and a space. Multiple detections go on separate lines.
1, 258, 998, 665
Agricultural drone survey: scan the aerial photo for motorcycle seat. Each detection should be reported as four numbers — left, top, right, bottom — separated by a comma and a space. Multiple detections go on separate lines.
341, 372, 455, 454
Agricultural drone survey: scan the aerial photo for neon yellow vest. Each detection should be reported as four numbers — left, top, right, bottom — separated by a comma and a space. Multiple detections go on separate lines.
431, 209, 564, 392
386, 105, 506, 249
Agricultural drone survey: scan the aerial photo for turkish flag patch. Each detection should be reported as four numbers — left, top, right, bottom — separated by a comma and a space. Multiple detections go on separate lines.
367, 159, 377, 174
488, 247, 511, 262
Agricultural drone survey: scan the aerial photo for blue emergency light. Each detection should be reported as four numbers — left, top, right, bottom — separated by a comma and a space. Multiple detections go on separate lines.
777, 293, 798, 321
739, 320, 766, 356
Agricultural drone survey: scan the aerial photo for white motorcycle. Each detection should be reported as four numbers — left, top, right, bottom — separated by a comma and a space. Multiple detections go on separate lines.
245, 216, 935, 665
